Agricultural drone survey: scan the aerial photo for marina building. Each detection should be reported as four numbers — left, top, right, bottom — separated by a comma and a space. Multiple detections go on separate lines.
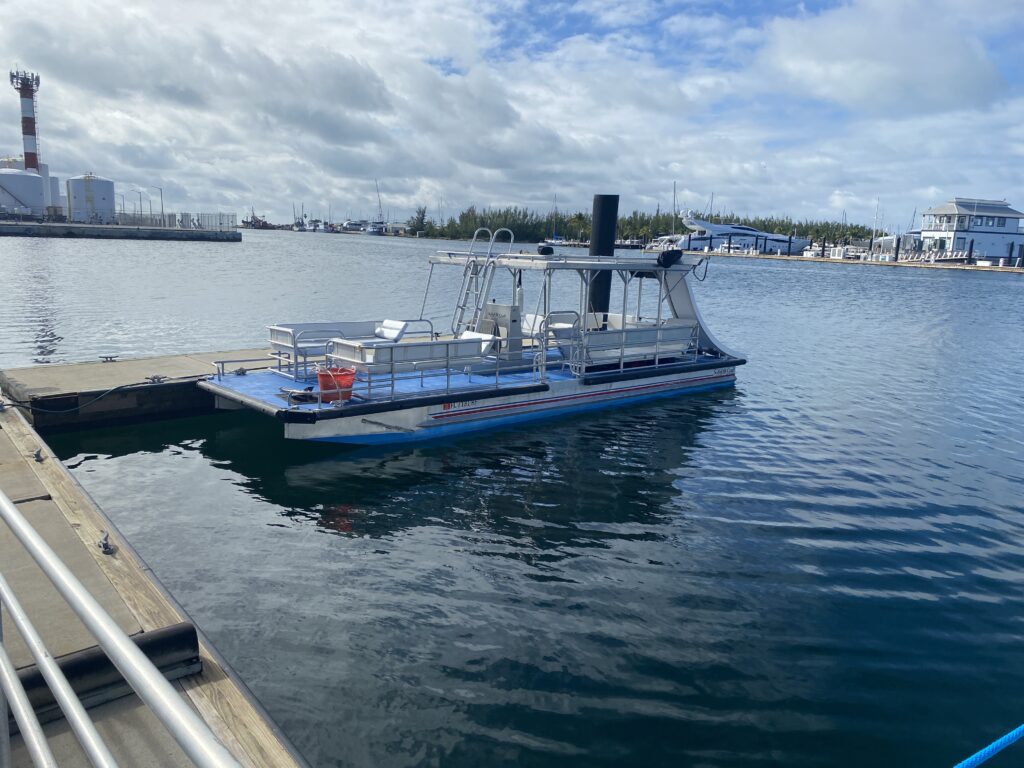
920, 198, 1023, 261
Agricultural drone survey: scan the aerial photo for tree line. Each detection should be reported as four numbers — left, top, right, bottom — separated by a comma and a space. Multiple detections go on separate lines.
407, 205, 876, 243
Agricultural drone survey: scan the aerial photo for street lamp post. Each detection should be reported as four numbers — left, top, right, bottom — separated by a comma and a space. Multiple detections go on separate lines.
150, 186, 164, 226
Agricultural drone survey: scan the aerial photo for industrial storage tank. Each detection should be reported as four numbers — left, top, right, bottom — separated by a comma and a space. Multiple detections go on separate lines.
67, 173, 115, 224
48, 176, 61, 214
38, 162, 52, 208
0, 168, 45, 217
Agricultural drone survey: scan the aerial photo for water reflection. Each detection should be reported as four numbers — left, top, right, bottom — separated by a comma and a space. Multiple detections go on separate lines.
55, 391, 736, 543
27, 259, 64, 363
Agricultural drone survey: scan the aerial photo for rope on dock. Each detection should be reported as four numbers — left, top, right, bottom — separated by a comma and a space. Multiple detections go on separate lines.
955, 724, 1024, 768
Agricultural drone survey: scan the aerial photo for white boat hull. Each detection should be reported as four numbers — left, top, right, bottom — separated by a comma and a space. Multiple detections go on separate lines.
284, 365, 738, 445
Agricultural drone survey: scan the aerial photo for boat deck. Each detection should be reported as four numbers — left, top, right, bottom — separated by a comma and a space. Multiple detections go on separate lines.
206, 353, 576, 416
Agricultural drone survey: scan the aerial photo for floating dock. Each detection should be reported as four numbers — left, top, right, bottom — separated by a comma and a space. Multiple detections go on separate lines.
0, 222, 241, 242
0, 400, 307, 766
0, 349, 270, 431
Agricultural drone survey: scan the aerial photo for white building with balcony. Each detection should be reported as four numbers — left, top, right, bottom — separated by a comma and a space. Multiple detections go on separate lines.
920, 198, 1023, 263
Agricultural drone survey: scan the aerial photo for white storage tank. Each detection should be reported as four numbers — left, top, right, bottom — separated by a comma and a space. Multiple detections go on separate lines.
0, 168, 45, 217
49, 176, 62, 213
38, 162, 52, 208
67, 173, 115, 224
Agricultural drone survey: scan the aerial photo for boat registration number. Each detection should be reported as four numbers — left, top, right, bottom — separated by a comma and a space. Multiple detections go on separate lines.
441, 399, 480, 411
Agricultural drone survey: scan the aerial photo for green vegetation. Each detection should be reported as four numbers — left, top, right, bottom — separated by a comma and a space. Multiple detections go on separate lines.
408, 205, 875, 243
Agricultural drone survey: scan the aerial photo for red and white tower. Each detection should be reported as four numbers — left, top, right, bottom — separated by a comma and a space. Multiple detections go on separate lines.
9, 69, 41, 173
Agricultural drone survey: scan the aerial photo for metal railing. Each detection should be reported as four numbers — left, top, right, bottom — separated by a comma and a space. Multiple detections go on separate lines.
113, 212, 237, 231
563, 322, 703, 377
0, 488, 239, 768
900, 249, 974, 262
211, 316, 720, 413
324, 333, 513, 404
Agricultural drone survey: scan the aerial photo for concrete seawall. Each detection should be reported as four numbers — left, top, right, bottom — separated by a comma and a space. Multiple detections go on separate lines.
0, 221, 241, 242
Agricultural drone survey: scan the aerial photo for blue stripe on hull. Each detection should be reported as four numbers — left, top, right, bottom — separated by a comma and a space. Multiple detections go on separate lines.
308, 378, 735, 445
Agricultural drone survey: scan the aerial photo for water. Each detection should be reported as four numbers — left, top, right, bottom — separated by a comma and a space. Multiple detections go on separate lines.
4, 232, 1024, 766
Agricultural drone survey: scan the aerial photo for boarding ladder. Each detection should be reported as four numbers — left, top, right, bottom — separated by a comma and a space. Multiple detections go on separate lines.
451, 228, 514, 335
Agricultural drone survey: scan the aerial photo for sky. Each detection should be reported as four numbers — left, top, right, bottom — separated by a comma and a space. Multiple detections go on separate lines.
0, 0, 1021, 228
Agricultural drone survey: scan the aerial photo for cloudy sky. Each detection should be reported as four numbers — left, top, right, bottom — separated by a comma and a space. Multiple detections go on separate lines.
0, 0, 1021, 228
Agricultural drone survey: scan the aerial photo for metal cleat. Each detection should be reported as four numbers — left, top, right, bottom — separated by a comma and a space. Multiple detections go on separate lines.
98, 531, 116, 555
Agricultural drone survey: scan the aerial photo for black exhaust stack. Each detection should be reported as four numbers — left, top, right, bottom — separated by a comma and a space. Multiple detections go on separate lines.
587, 194, 619, 326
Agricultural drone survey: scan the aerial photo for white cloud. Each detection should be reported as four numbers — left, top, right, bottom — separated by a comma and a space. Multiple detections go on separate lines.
0, 0, 1020, 227
571, 0, 659, 28
758, 0, 1005, 113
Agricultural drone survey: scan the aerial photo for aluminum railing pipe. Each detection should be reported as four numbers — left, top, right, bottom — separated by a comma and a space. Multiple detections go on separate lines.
0, 489, 239, 768
0, 642, 57, 767
1, 603, 9, 768
0, 575, 119, 767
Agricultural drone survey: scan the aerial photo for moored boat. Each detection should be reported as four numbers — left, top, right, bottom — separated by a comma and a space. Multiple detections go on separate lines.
202, 196, 745, 445
648, 214, 811, 255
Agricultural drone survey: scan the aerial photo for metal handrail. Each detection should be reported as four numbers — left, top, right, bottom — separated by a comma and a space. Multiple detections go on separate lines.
0, 638, 57, 767
567, 323, 701, 374
0, 489, 240, 768
0, 573, 118, 767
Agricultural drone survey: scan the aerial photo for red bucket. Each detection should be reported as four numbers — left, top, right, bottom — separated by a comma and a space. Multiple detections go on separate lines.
316, 367, 355, 402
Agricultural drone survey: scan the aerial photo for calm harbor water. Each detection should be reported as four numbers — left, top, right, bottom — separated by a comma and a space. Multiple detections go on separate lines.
3, 231, 1024, 766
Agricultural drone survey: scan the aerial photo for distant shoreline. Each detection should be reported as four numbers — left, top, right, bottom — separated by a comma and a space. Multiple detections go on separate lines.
696, 249, 1024, 273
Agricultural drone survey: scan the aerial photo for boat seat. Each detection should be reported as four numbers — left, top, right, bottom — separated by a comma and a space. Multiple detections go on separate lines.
356, 320, 411, 348
457, 330, 497, 356
372, 319, 408, 342
521, 312, 580, 339
269, 321, 382, 379
577, 324, 698, 364
326, 334, 494, 376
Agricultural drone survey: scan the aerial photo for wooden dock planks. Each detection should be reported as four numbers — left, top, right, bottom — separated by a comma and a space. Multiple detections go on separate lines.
0, 405, 307, 767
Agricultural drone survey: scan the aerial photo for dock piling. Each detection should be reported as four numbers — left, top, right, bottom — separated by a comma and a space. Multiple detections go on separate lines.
587, 194, 619, 327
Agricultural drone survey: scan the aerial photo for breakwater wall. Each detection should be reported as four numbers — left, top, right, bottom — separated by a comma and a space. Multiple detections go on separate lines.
0, 221, 241, 242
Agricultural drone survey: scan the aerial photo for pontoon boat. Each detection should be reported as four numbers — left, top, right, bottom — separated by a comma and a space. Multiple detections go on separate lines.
202, 220, 745, 445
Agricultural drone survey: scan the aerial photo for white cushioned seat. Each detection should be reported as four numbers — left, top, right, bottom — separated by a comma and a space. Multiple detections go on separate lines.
374, 319, 408, 342
457, 330, 497, 355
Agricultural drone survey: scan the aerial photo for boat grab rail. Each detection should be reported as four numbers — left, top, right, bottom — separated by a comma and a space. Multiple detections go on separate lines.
210, 356, 277, 380
440, 228, 516, 263
325, 334, 512, 403
486, 228, 515, 258
466, 228, 492, 258
259, 319, 439, 382
565, 323, 700, 376
0, 488, 240, 768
